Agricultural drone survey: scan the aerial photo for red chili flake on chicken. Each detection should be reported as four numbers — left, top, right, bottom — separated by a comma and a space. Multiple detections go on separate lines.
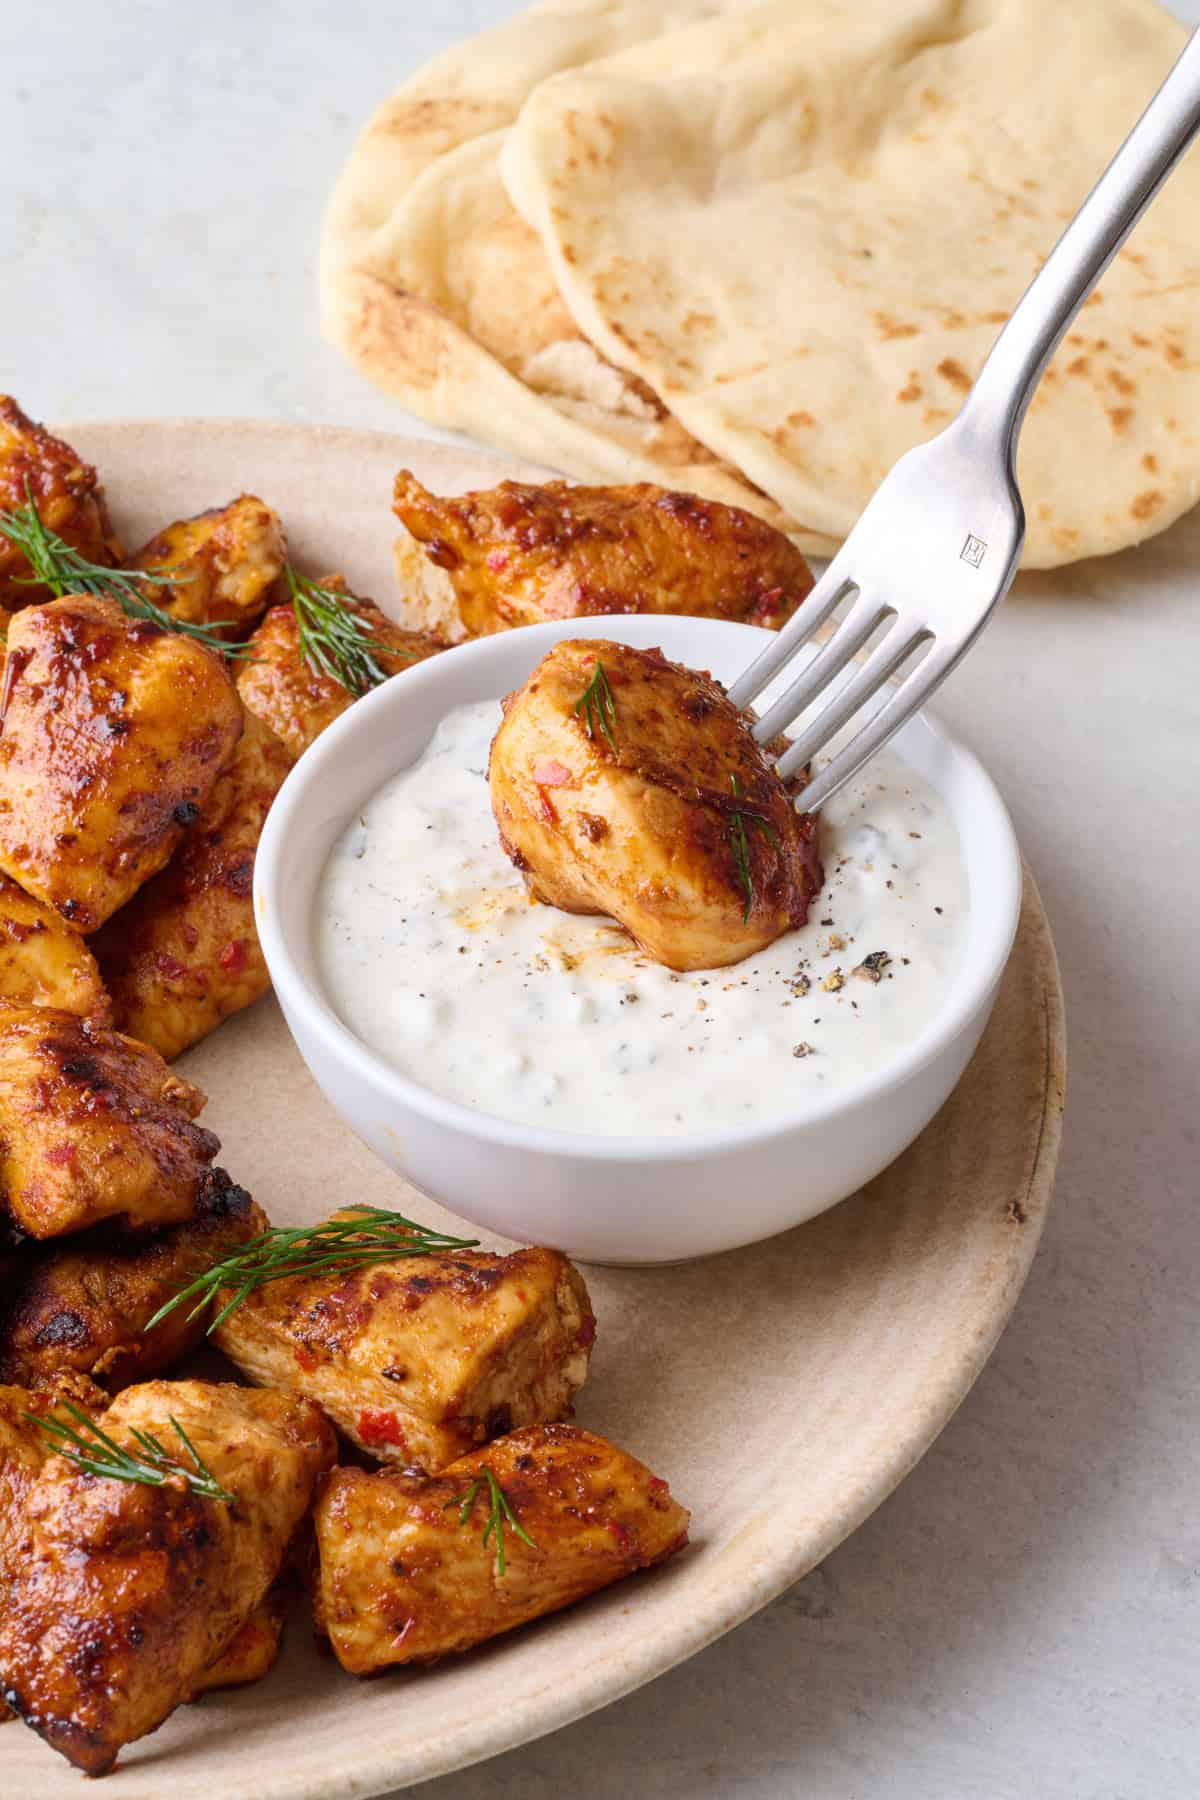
155, 952, 188, 980
294, 1346, 319, 1373
357, 1409, 408, 1449
486, 551, 509, 573
532, 759, 574, 788
219, 938, 247, 973
45, 1141, 76, 1168
606, 1520, 635, 1557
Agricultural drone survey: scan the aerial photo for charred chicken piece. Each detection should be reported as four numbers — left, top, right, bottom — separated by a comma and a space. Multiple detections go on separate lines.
0, 872, 110, 1016
314, 1423, 689, 1673
0, 1007, 217, 1239
393, 472, 813, 639
0, 1168, 265, 1389
0, 1378, 335, 1775
489, 639, 822, 971
0, 396, 120, 608
237, 574, 443, 759
94, 709, 292, 1058
214, 1229, 595, 1472
0, 596, 243, 931
130, 494, 286, 641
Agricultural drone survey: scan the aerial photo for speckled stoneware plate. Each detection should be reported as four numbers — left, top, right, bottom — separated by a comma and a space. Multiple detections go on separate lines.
0, 421, 1066, 1797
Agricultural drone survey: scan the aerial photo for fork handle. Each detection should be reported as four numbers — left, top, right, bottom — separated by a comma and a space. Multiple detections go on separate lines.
964, 27, 1200, 463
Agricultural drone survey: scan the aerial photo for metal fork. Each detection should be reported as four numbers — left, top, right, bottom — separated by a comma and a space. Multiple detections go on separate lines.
729, 29, 1200, 812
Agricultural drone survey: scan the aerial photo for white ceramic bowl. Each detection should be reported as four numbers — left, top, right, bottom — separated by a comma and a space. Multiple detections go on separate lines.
254, 615, 1021, 1263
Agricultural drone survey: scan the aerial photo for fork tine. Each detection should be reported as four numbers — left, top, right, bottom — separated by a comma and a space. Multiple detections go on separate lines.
773, 626, 931, 780
751, 598, 894, 745
787, 645, 956, 813
725, 553, 855, 711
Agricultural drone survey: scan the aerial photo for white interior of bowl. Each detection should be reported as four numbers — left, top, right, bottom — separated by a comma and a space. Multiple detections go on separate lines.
256, 614, 1022, 1158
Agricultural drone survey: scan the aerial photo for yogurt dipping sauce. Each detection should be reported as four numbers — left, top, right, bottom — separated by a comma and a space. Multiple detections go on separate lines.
316, 698, 968, 1139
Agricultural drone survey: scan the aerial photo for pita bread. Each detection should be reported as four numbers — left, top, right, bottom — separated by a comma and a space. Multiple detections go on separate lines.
502, 0, 1200, 567
320, 0, 837, 552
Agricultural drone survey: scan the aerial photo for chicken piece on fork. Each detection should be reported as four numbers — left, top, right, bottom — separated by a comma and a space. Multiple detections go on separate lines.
489, 638, 822, 971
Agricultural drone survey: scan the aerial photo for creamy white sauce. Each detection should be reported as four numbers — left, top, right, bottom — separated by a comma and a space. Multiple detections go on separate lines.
316, 699, 968, 1139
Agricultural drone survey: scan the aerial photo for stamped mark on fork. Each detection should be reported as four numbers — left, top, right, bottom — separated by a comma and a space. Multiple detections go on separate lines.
960, 533, 988, 568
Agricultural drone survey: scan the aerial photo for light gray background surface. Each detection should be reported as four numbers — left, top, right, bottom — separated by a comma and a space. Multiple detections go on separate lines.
4, 4, 1197, 1795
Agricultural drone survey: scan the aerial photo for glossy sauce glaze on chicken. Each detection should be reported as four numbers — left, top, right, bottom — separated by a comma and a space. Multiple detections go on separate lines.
490, 638, 822, 971
0, 1379, 335, 1775
394, 471, 813, 639
214, 1223, 595, 1472
0, 411, 699, 1777
0, 596, 244, 931
314, 1423, 689, 1673
0, 1168, 265, 1391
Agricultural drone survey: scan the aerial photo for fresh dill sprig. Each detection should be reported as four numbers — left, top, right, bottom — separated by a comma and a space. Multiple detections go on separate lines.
573, 659, 617, 753
287, 565, 415, 698
728, 773, 781, 924
144, 1204, 480, 1337
0, 486, 247, 657
445, 1466, 537, 1576
28, 1400, 236, 1504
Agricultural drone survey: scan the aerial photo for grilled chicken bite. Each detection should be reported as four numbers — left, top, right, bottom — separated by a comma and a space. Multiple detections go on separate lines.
214, 1228, 595, 1472
0, 1168, 265, 1389
0, 872, 110, 1015
0, 397, 120, 608
0, 1007, 217, 1239
0, 596, 243, 930
0, 1371, 109, 1576
490, 639, 822, 971
237, 575, 443, 758
393, 472, 813, 639
95, 709, 292, 1058
314, 1424, 689, 1673
130, 495, 286, 641
0, 1379, 335, 1775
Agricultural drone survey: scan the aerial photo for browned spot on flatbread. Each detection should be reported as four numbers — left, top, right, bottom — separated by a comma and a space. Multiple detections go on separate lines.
873, 312, 919, 341
1052, 527, 1079, 551
982, 309, 1009, 324
1067, 356, 1090, 377
1021, 177, 1040, 192
1108, 369, 1136, 396
1130, 489, 1164, 521
1083, 290, 1105, 308
1142, 452, 1159, 474
786, 410, 816, 429
922, 408, 950, 426
1036, 502, 1053, 521
941, 309, 967, 328
682, 310, 716, 336
1107, 407, 1134, 434
1132, 331, 1152, 348
937, 358, 972, 391
1165, 342, 1187, 368
896, 377, 923, 404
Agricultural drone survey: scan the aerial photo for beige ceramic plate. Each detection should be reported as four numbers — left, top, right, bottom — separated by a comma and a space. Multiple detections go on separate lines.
0, 422, 1066, 1797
